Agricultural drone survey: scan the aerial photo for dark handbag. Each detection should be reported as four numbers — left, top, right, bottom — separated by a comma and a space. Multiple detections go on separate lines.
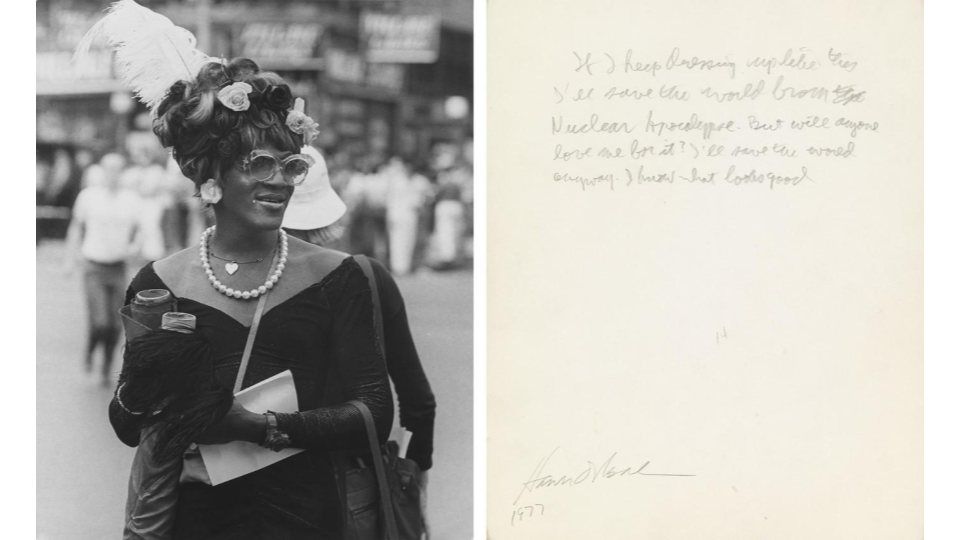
337, 255, 425, 540
345, 401, 425, 540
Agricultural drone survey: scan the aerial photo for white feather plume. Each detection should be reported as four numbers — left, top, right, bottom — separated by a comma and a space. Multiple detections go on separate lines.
74, 0, 213, 110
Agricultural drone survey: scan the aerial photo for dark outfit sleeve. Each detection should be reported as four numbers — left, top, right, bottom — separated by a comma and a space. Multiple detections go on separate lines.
107, 263, 161, 447
372, 259, 437, 471
274, 263, 394, 451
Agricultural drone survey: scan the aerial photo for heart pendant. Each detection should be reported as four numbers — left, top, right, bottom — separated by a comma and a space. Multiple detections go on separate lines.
225, 262, 239, 275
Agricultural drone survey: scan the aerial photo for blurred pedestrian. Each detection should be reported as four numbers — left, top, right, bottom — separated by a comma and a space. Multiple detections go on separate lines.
160, 154, 204, 254
126, 150, 170, 265
64, 152, 140, 384
431, 164, 466, 270
81, 162, 105, 189
386, 157, 433, 276
344, 157, 390, 261
453, 156, 474, 262
411, 161, 437, 274
283, 148, 436, 538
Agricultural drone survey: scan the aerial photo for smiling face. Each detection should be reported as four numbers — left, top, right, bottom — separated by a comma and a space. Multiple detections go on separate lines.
217, 143, 296, 232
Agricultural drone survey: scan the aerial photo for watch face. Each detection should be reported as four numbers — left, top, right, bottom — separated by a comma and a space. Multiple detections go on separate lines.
263, 430, 291, 452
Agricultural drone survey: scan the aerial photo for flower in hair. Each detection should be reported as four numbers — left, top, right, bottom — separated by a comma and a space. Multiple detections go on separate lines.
286, 98, 320, 144
199, 179, 222, 204
302, 122, 320, 145
217, 82, 252, 112
285, 98, 310, 132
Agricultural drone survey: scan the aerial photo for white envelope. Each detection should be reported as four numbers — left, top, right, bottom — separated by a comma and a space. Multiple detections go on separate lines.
198, 370, 304, 486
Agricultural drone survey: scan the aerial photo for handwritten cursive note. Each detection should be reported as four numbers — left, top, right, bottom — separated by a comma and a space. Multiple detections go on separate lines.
548, 46, 879, 193
489, 0, 923, 539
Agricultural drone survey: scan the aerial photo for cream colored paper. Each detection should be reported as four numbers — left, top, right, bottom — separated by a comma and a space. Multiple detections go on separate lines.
487, 1, 922, 538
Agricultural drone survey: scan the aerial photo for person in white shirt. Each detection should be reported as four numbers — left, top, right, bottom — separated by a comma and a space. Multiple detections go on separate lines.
386, 158, 433, 276
127, 157, 170, 264
65, 153, 141, 384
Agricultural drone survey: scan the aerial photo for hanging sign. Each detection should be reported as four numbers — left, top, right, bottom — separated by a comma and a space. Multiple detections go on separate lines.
360, 12, 440, 64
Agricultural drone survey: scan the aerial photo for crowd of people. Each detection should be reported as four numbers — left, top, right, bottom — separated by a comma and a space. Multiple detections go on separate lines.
333, 150, 474, 275
54, 140, 474, 277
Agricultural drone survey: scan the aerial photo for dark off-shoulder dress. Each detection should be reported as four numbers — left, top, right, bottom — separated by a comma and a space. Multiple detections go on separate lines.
109, 257, 394, 540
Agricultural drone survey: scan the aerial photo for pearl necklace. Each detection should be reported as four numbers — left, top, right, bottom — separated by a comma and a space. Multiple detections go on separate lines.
199, 226, 288, 300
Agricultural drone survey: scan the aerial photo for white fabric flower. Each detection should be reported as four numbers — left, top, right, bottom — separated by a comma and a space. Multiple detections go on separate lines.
286, 97, 320, 143
199, 179, 222, 205
217, 82, 253, 112
287, 98, 320, 144
302, 120, 320, 144
286, 98, 309, 131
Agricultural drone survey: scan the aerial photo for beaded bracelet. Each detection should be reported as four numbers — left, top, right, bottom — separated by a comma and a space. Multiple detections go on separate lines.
115, 382, 146, 416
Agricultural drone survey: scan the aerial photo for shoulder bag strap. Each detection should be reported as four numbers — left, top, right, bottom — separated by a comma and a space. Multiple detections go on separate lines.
349, 399, 400, 540
232, 290, 270, 394
332, 257, 399, 538
355, 255, 385, 355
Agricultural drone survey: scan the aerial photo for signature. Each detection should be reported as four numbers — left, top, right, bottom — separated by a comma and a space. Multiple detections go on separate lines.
514, 446, 696, 505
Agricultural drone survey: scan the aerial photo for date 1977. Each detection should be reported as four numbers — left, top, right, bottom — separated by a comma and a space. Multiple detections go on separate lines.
512, 504, 546, 526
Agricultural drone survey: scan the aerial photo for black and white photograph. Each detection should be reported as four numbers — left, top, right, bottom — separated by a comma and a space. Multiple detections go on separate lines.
36, 1, 473, 538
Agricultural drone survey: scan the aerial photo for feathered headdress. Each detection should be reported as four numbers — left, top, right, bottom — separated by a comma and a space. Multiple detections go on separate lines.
74, 0, 214, 111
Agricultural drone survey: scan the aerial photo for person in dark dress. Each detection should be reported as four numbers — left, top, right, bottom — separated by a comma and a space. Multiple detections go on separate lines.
108, 57, 394, 539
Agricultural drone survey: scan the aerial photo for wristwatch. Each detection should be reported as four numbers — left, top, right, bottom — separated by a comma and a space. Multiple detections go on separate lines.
260, 411, 292, 451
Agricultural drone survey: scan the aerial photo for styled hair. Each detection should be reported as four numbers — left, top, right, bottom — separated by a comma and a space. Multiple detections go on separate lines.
152, 58, 304, 189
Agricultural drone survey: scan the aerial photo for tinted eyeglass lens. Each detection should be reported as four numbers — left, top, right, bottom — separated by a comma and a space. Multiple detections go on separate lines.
248, 155, 279, 181
283, 158, 311, 185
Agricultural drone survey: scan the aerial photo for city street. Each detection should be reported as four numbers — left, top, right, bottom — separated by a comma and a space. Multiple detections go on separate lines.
36, 240, 473, 540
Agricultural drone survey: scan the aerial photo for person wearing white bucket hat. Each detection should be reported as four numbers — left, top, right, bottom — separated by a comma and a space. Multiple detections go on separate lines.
283, 152, 437, 538
281, 146, 347, 241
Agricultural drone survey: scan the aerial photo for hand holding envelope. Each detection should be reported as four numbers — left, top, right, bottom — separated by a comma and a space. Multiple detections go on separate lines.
198, 370, 304, 486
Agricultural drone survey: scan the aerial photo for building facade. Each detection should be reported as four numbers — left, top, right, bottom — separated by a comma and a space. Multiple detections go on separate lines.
37, 0, 473, 166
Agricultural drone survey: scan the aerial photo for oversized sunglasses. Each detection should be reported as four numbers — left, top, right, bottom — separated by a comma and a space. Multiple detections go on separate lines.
238, 150, 316, 186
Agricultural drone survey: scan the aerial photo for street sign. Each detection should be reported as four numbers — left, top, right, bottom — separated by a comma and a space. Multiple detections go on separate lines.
360, 12, 440, 64
234, 23, 324, 69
